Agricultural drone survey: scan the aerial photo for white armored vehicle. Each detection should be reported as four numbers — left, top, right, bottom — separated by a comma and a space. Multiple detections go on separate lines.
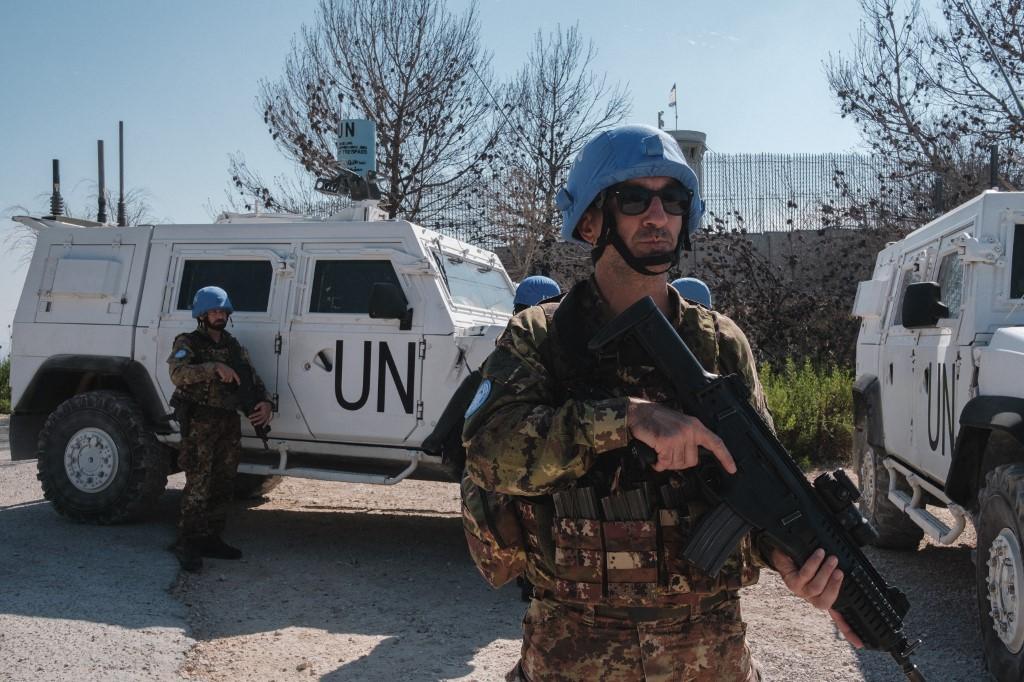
8, 207, 512, 523
852, 190, 1024, 680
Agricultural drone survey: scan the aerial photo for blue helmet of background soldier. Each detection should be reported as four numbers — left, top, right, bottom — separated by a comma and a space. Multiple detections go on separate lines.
555, 125, 705, 262
514, 276, 561, 309
191, 286, 234, 319
671, 277, 713, 308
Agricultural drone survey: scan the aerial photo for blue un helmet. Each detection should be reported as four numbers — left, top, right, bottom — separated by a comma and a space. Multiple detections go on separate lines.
671, 277, 712, 308
191, 286, 234, 318
555, 125, 704, 274
514, 276, 561, 312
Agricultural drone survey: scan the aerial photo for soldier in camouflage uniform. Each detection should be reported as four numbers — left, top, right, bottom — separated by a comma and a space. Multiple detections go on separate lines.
168, 286, 272, 572
463, 125, 862, 681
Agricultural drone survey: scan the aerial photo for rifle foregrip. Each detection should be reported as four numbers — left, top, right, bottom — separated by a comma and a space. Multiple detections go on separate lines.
839, 565, 910, 651
682, 503, 752, 576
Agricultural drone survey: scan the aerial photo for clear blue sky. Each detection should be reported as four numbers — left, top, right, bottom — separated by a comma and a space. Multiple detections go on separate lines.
0, 0, 871, 355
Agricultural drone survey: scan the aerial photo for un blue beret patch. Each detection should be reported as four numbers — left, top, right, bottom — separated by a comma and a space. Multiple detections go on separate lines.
465, 379, 492, 418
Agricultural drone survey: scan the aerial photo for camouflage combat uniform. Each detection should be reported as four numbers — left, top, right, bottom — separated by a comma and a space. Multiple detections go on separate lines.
167, 327, 269, 545
464, 277, 774, 682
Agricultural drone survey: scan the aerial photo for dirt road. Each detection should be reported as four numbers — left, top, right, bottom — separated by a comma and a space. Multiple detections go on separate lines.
0, 414, 990, 680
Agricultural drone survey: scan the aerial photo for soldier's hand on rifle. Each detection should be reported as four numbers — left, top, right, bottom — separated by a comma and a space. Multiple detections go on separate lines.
626, 398, 736, 474
249, 401, 273, 427
769, 547, 865, 649
213, 362, 241, 384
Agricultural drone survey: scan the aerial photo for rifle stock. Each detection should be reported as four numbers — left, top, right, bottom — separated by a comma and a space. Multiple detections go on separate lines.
589, 296, 925, 682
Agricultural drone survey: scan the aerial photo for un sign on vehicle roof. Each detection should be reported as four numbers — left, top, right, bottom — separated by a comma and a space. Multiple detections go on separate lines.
337, 119, 376, 178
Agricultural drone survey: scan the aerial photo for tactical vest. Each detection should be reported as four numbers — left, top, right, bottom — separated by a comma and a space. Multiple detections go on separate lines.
514, 285, 761, 608
171, 330, 245, 412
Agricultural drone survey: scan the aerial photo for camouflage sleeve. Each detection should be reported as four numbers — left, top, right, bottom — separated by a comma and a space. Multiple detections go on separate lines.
714, 312, 775, 433
463, 309, 631, 496
167, 335, 218, 387
240, 345, 272, 403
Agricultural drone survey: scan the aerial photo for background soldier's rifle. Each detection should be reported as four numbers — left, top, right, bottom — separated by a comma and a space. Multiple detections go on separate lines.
589, 296, 925, 682
227, 346, 271, 450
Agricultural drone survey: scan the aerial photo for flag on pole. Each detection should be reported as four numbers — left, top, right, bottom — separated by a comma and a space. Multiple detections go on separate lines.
668, 83, 677, 108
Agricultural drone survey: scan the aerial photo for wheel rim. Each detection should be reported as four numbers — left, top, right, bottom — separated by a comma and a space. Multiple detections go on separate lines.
64, 428, 119, 493
986, 527, 1024, 653
860, 443, 878, 516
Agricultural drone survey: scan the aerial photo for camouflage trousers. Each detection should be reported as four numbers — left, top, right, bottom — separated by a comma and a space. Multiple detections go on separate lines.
508, 595, 761, 682
177, 410, 242, 544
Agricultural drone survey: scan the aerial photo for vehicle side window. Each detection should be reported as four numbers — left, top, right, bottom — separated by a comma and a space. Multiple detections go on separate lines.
1012, 224, 1024, 299
176, 260, 273, 312
309, 260, 401, 314
935, 252, 964, 316
891, 267, 923, 327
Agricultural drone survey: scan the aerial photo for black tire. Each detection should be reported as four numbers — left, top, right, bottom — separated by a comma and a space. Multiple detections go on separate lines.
852, 423, 924, 550
976, 464, 1024, 681
232, 473, 282, 501
36, 390, 169, 524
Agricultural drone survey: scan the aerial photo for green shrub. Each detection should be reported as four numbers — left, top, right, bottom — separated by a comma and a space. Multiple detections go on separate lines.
0, 356, 9, 414
759, 358, 853, 468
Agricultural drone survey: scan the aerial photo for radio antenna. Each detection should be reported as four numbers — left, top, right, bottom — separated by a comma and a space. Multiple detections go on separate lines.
116, 121, 127, 226
97, 140, 108, 224
47, 159, 64, 218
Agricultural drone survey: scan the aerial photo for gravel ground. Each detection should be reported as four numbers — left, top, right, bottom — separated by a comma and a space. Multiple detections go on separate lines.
0, 415, 192, 681
0, 413, 991, 680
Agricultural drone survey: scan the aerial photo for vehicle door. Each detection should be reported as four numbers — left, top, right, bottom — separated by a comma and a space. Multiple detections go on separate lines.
282, 246, 426, 444
911, 228, 971, 480
878, 247, 930, 462
153, 247, 291, 442
415, 246, 514, 436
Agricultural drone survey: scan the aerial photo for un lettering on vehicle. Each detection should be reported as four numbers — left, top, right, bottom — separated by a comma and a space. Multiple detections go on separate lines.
334, 339, 416, 414
925, 361, 956, 455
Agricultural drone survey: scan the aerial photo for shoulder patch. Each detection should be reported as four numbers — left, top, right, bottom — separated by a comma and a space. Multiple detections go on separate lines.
174, 348, 189, 359
465, 379, 492, 418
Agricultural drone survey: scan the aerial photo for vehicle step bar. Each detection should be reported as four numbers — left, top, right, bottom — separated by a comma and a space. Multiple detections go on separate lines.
883, 457, 967, 544
237, 445, 422, 485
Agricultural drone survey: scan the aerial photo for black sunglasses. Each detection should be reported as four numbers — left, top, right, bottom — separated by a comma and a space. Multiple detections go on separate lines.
609, 183, 691, 216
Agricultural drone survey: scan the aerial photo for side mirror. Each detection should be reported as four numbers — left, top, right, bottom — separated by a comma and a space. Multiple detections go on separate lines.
901, 281, 949, 328
369, 282, 413, 330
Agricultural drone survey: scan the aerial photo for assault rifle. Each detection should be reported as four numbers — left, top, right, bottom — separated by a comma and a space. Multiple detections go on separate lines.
227, 347, 271, 450
589, 297, 925, 682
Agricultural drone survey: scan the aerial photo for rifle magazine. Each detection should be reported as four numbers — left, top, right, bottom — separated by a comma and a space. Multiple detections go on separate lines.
682, 503, 752, 576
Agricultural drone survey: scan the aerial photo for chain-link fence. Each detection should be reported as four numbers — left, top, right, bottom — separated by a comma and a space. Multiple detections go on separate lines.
700, 152, 906, 232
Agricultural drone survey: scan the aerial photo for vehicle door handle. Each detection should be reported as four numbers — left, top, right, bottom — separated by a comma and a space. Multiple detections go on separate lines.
314, 350, 333, 372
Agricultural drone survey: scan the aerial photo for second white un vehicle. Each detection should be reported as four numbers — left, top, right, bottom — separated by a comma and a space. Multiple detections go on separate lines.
852, 190, 1024, 681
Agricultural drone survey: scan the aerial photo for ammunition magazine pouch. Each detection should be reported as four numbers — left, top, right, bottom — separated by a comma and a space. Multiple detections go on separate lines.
516, 500, 760, 608
460, 471, 527, 588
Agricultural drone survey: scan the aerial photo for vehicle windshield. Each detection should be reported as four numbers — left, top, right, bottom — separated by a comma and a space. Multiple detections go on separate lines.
433, 250, 513, 314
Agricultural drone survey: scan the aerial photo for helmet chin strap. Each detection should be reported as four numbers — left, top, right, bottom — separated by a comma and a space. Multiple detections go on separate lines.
590, 202, 687, 276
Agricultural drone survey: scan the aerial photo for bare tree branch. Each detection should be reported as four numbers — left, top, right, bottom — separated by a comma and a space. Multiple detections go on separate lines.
256, 0, 500, 221
826, 0, 1024, 227
486, 24, 630, 278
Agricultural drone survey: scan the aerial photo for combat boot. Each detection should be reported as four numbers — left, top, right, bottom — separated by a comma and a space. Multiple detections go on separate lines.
199, 536, 243, 560
172, 542, 203, 572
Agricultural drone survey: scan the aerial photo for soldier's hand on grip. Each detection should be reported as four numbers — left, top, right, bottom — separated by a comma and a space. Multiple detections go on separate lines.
770, 547, 865, 649
626, 398, 736, 474
249, 401, 273, 427
214, 362, 241, 384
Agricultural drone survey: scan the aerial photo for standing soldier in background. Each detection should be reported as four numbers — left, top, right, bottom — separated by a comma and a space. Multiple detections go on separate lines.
168, 286, 273, 572
513, 275, 562, 314
463, 125, 860, 680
